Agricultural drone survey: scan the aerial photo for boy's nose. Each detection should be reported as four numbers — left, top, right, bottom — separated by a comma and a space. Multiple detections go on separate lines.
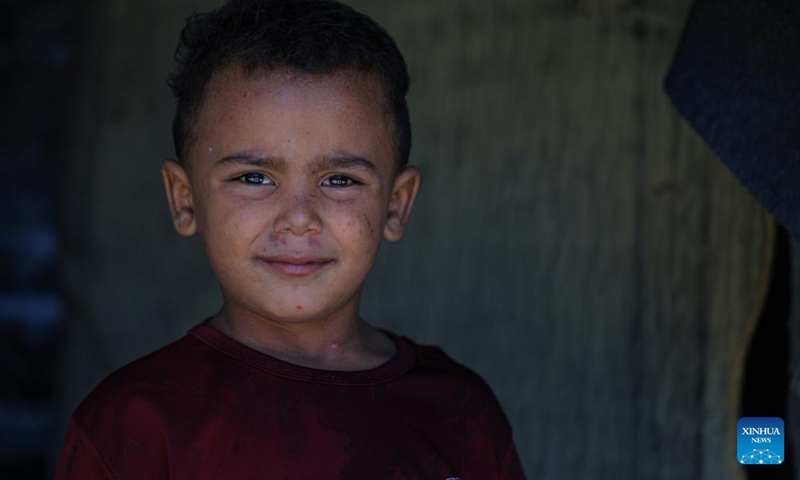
273, 191, 322, 236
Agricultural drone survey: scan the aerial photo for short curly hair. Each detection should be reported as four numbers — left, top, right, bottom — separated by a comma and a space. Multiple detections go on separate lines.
168, 0, 411, 168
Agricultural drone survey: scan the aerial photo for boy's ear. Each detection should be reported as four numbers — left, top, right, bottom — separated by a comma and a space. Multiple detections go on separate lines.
383, 166, 420, 242
161, 159, 197, 236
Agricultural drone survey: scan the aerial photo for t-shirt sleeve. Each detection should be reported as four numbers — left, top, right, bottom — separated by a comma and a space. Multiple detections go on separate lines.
499, 441, 526, 480
53, 419, 117, 480
53, 378, 172, 480
477, 373, 525, 479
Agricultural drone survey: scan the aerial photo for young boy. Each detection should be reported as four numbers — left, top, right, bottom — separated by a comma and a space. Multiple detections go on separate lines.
54, 0, 525, 478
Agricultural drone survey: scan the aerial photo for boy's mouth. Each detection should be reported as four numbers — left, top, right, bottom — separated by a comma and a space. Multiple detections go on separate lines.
256, 256, 335, 277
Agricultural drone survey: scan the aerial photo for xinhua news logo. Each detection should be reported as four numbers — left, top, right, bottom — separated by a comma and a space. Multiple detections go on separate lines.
738, 417, 784, 465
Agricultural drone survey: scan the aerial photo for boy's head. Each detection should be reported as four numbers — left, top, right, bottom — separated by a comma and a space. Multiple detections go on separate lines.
169, 0, 411, 169
161, 0, 420, 324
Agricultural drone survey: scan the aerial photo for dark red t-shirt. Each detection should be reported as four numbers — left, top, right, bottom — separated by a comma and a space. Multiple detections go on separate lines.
54, 322, 525, 479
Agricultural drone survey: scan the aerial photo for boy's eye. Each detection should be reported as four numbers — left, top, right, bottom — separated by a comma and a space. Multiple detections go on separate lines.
322, 175, 357, 187
236, 172, 274, 185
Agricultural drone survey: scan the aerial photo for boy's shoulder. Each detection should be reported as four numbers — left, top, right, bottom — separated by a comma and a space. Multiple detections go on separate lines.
70, 327, 208, 427
403, 336, 498, 392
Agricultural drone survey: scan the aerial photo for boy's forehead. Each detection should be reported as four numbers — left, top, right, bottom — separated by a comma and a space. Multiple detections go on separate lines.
185, 65, 396, 170
206, 66, 385, 110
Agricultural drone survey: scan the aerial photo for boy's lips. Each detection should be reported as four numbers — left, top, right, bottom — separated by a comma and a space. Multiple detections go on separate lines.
256, 255, 335, 277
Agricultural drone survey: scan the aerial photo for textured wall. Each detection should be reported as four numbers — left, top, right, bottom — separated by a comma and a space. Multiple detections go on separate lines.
57, 0, 772, 478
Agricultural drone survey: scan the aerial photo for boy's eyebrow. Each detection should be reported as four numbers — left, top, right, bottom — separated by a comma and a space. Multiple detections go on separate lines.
317, 155, 378, 173
214, 152, 287, 172
214, 152, 378, 174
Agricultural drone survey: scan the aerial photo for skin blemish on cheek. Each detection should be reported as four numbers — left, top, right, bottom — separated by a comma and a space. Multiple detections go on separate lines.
296, 305, 303, 310
207, 146, 213, 154
330, 341, 340, 349
362, 213, 375, 236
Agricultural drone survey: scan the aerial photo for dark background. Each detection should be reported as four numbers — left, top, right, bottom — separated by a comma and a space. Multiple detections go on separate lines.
1, 0, 793, 479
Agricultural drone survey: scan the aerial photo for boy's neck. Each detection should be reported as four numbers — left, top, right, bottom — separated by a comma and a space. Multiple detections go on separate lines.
210, 304, 396, 371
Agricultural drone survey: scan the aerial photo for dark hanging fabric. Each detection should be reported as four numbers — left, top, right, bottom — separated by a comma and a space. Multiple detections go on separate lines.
665, 0, 800, 239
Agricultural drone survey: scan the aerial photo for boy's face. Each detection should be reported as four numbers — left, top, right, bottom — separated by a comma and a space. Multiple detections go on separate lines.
162, 67, 419, 324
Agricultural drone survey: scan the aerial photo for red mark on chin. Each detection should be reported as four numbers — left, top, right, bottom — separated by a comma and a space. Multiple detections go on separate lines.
296, 305, 303, 310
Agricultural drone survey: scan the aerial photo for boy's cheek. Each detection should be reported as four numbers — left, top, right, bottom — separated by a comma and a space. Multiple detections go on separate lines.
323, 202, 382, 239
360, 212, 379, 240
207, 195, 271, 227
